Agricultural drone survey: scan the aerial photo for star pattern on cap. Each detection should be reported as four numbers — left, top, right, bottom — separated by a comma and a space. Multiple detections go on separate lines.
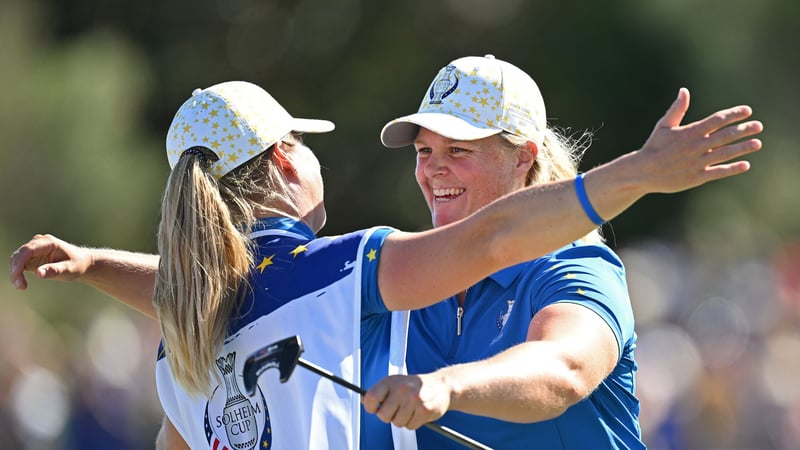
417, 57, 547, 144
166, 82, 295, 179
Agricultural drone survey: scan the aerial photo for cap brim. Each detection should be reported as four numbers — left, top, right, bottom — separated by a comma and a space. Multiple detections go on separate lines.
380, 112, 502, 148
290, 118, 335, 134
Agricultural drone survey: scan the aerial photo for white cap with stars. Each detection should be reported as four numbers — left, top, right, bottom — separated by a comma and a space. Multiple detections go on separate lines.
166, 81, 334, 178
381, 54, 546, 148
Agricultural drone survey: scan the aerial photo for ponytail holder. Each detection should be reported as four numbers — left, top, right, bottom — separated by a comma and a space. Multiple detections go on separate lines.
575, 173, 605, 226
181, 147, 212, 168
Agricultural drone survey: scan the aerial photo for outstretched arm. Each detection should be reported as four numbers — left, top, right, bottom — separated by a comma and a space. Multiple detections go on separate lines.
9, 234, 159, 319
378, 88, 763, 311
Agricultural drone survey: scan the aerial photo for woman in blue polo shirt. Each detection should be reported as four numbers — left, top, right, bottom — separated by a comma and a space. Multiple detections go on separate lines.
367, 54, 762, 450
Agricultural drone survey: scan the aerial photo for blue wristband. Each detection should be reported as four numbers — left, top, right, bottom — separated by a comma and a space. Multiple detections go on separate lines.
575, 173, 605, 226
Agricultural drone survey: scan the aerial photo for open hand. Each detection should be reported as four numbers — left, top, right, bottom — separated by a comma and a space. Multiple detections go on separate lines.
634, 88, 763, 193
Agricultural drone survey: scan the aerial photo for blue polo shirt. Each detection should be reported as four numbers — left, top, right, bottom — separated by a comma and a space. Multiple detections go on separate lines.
406, 242, 643, 450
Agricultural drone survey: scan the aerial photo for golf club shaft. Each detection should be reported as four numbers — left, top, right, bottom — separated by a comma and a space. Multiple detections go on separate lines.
296, 358, 493, 450
297, 358, 366, 394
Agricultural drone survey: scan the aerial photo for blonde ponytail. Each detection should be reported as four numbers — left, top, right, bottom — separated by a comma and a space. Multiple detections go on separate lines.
152, 149, 250, 396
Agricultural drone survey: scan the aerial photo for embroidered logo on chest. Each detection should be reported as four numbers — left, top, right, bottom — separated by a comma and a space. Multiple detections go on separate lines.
495, 299, 515, 331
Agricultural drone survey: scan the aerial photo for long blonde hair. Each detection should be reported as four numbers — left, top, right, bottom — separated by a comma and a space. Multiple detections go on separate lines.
501, 127, 603, 244
153, 136, 300, 396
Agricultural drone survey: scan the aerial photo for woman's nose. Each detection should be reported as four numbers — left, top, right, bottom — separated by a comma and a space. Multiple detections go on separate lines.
421, 153, 448, 178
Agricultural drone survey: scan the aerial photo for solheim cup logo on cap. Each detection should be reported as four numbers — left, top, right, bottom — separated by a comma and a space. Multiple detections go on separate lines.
429, 65, 459, 104
204, 352, 272, 450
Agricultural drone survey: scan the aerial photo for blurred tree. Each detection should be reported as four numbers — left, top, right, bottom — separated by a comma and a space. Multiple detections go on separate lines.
0, 0, 164, 328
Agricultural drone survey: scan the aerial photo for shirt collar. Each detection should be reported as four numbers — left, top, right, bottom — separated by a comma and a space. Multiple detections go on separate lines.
486, 264, 526, 288
251, 217, 317, 240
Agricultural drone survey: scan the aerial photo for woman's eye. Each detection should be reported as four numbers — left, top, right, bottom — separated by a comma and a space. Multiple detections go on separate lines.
416, 147, 432, 155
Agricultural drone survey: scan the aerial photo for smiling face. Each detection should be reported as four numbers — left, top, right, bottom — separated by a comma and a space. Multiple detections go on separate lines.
414, 127, 533, 228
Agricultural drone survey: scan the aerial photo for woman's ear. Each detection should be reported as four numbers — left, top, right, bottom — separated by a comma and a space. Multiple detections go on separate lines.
515, 141, 538, 171
272, 141, 298, 176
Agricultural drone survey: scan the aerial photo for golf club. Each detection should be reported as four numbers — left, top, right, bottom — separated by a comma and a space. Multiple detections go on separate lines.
242, 335, 493, 450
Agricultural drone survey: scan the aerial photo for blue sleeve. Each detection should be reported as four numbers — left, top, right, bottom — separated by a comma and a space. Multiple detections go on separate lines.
528, 244, 634, 357
360, 226, 396, 317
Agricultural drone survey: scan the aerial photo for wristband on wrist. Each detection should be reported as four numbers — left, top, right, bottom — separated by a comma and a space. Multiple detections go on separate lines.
575, 173, 605, 226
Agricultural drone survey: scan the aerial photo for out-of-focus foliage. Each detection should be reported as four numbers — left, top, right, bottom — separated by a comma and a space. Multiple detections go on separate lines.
1, 0, 798, 448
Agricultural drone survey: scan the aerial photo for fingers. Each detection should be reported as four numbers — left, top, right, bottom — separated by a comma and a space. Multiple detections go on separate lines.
363, 378, 407, 425
36, 261, 74, 280
691, 105, 755, 138
370, 392, 419, 429
8, 234, 64, 289
9, 239, 41, 290
698, 160, 752, 185
362, 381, 388, 415
701, 137, 761, 180
706, 136, 763, 166
704, 120, 764, 154
363, 375, 438, 430
657, 88, 690, 129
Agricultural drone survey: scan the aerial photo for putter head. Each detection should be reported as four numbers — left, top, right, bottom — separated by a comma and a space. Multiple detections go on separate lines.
242, 335, 304, 397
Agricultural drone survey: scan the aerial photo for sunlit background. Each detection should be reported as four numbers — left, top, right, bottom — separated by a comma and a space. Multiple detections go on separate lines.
1, 0, 798, 448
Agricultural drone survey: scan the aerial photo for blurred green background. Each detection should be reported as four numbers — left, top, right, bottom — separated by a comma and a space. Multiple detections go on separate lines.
1, 0, 798, 448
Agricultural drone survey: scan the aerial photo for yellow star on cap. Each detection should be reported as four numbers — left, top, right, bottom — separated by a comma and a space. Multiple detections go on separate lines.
564, 273, 576, 279
576, 288, 586, 295
366, 249, 377, 262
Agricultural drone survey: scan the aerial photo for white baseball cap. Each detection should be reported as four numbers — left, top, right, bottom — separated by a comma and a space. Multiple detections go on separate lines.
381, 55, 546, 148
166, 81, 335, 179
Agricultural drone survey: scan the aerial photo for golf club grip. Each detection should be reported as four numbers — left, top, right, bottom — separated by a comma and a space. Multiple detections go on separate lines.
424, 422, 494, 450
296, 358, 493, 449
